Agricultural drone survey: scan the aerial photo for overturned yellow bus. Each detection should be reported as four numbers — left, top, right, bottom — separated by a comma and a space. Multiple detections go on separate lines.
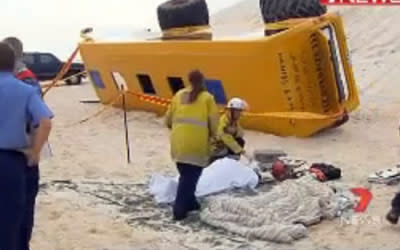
79, 0, 360, 137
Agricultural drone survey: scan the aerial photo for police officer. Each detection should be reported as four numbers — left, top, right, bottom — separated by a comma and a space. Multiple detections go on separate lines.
0, 42, 53, 250
3, 36, 46, 250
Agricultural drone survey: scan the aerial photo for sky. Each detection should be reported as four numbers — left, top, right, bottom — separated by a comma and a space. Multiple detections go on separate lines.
0, 0, 242, 60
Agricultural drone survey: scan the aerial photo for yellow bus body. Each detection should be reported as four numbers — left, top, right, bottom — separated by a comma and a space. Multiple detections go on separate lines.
79, 13, 360, 137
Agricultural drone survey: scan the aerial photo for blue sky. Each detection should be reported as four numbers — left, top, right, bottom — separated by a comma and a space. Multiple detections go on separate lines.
1, 0, 241, 60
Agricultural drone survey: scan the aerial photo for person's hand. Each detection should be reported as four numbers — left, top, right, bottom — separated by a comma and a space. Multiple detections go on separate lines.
242, 150, 253, 162
23, 148, 40, 167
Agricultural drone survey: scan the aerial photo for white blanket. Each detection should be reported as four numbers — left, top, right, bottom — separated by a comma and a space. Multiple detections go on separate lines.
149, 158, 259, 204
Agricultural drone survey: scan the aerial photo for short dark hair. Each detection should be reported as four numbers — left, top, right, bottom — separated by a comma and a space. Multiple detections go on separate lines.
0, 42, 16, 72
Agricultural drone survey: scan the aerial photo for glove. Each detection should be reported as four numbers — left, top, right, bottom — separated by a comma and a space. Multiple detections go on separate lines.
242, 151, 253, 162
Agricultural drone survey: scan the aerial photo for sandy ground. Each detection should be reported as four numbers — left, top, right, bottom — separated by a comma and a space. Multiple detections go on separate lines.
31, 2, 400, 250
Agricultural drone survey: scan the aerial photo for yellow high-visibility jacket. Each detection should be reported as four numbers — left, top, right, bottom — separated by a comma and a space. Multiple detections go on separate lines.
213, 112, 244, 155
165, 88, 219, 167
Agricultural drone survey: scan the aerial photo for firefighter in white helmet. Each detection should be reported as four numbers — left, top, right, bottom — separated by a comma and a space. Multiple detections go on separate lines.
210, 97, 250, 163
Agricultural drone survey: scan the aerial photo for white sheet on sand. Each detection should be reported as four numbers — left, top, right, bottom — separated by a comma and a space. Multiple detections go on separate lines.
149, 158, 259, 204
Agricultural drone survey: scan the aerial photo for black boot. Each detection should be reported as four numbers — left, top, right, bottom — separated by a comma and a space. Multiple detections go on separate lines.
386, 208, 400, 225
388, 193, 400, 224
173, 205, 187, 221
188, 201, 200, 212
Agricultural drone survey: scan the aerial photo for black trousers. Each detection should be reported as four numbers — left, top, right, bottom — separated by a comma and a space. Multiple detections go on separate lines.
20, 166, 39, 250
392, 192, 400, 212
0, 150, 27, 250
0, 150, 39, 250
173, 163, 203, 220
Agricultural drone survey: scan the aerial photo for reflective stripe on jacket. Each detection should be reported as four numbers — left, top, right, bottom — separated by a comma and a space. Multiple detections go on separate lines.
213, 112, 244, 155
165, 88, 219, 167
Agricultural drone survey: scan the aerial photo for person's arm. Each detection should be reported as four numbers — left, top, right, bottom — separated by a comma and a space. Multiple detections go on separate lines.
218, 116, 244, 154
236, 123, 244, 139
207, 96, 219, 138
26, 91, 53, 165
28, 119, 52, 164
165, 96, 176, 129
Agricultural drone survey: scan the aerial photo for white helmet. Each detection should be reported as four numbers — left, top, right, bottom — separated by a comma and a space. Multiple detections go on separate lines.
227, 98, 248, 111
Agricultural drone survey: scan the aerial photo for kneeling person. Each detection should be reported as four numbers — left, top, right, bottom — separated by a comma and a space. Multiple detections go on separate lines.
211, 98, 248, 163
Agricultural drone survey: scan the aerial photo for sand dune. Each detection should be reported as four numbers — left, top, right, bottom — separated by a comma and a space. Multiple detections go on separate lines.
33, 2, 400, 249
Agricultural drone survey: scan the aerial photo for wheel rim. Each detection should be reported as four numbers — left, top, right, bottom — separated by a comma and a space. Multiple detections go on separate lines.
69, 76, 79, 84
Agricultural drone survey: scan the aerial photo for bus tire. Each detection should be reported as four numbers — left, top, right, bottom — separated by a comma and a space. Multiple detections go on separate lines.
259, 0, 327, 24
157, 0, 209, 31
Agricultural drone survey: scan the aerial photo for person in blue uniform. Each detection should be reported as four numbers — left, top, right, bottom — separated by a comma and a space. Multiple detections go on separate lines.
3, 36, 46, 250
0, 42, 53, 250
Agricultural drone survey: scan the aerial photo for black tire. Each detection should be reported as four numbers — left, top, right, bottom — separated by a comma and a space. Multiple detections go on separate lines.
157, 0, 209, 31
66, 74, 82, 85
259, 0, 327, 24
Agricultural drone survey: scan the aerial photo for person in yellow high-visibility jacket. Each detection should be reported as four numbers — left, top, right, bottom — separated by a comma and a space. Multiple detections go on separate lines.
165, 70, 219, 221
210, 98, 249, 163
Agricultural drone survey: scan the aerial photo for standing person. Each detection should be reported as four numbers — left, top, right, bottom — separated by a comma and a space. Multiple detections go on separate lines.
210, 97, 249, 163
386, 123, 400, 224
165, 70, 219, 221
0, 42, 53, 250
3, 37, 46, 250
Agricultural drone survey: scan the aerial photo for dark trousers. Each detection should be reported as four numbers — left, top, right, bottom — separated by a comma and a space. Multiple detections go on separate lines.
392, 192, 400, 212
0, 151, 27, 250
173, 163, 203, 220
20, 166, 39, 250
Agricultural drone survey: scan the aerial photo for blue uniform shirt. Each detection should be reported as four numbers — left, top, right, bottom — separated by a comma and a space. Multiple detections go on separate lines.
0, 72, 53, 150
22, 77, 42, 96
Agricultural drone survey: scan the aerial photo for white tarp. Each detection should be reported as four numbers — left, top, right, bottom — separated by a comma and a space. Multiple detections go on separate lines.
149, 158, 259, 204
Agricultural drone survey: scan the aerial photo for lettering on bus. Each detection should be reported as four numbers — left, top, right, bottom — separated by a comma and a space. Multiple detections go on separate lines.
300, 51, 317, 109
310, 32, 330, 113
278, 52, 295, 111
289, 53, 305, 111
